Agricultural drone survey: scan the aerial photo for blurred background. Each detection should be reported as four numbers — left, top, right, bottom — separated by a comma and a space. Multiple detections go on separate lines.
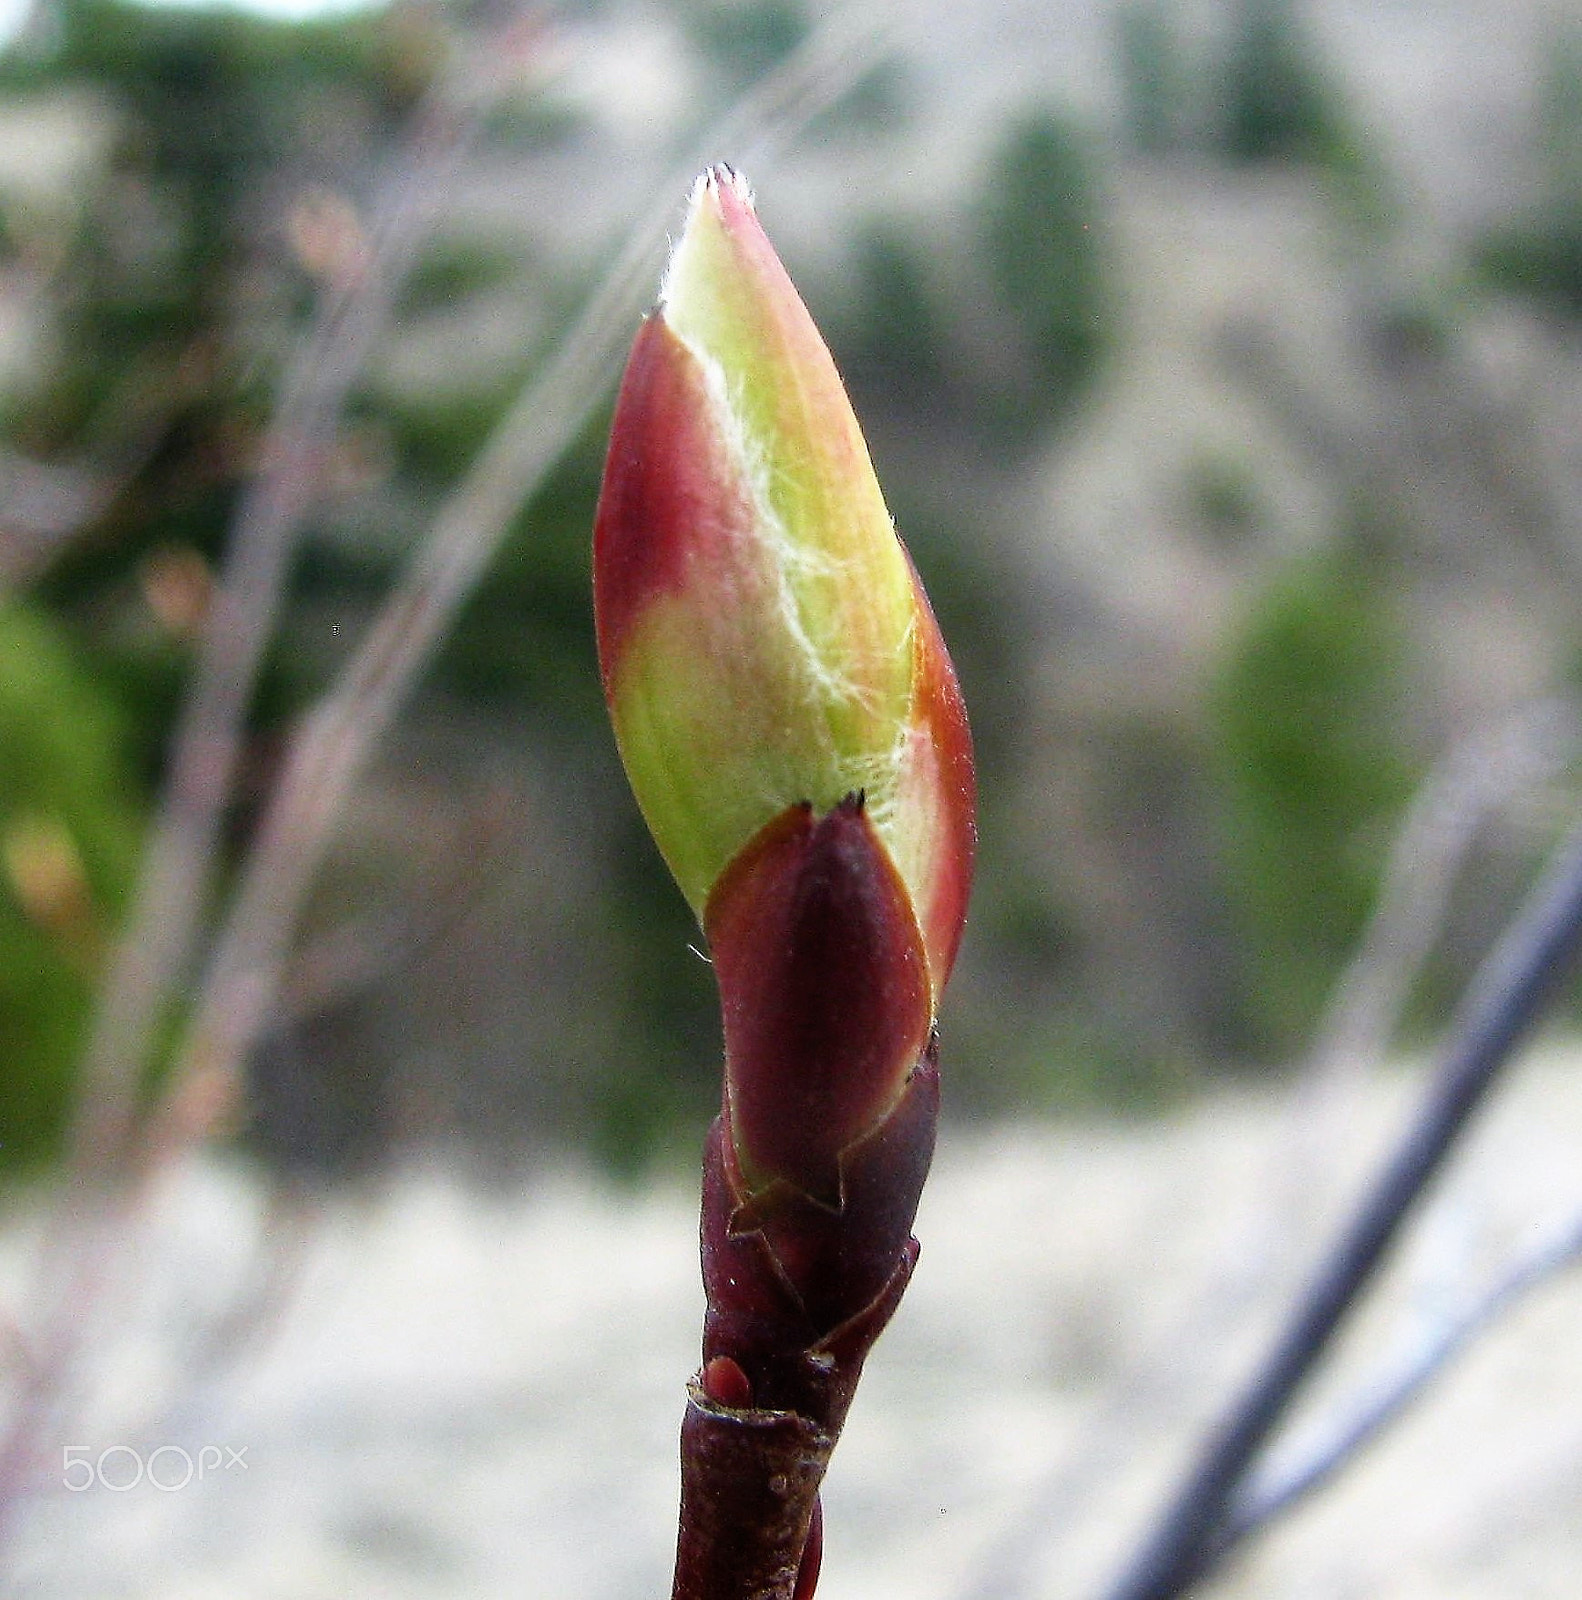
4, 0, 1581, 1179
1, 0, 1581, 1594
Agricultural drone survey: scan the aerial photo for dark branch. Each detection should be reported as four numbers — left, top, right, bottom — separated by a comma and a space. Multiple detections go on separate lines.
1101, 814, 1582, 1600
1222, 1199, 1582, 1544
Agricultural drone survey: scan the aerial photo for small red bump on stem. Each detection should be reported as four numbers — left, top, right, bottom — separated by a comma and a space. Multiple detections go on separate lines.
792, 1495, 823, 1600
701, 1355, 753, 1408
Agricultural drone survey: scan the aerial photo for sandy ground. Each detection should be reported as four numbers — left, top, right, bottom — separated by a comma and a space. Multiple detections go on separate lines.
3, 1042, 1580, 1600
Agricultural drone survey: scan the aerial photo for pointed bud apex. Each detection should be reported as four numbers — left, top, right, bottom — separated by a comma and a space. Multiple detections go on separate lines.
594, 166, 974, 999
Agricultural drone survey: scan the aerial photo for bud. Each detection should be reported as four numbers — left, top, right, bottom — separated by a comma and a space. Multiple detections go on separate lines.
595, 169, 976, 1600
593, 166, 974, 1004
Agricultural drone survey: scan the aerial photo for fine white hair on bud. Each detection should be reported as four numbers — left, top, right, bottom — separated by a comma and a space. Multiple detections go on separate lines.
661, 165, 757, 309
701, 162, 755, 210
595, 166, 975, 991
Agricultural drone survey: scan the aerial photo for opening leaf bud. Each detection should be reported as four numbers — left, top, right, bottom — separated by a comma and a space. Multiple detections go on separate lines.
593, 166, 975, 1002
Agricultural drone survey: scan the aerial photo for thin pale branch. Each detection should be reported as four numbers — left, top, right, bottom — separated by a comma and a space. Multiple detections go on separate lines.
0, 11, 531, 1542
0, 447, 121, 585
1101, 810, 1582, 1600
66, 11, 511, 1184
1220, 1199, 1582, 1547
1270, 699, 1582, 1238
1303, 698, 1580, 1087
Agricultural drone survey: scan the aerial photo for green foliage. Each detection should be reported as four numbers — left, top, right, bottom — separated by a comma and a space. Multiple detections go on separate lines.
1219, 0, 1338, 164
1110, 0, 1391, 225
1474, 25, 1582, 317
1476, 216, 1582, 316
977, 110, 1108, 443
1218, 0, 1390, 224
1207, 548, 1416, 1055
396, 241, 526, 320
677, 0, 809, 91
1115, 0, 1188, 156
0, 602, 144, 1169
1184, 451, 1267, 551
838, 225, 949, 397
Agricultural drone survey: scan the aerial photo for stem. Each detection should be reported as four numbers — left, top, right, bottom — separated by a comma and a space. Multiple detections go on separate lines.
1102, 814, 1582, 1600
672, 1385, 832, 1600
1223, 1198, 1582, 1544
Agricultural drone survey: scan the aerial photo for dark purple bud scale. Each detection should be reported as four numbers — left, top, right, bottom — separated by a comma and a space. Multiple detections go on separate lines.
707, 796, 932, 1212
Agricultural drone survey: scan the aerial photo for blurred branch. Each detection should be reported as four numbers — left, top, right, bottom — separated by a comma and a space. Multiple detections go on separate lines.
270, 778, 520, 1029
66, 9, 518, 1185
1220, 1198, 1582, 1548
156, 1186, 321, 1432
168, 0, 902, 1139
0, 7, 537, 1543
1101, 811, 1582, 1600
1303, 698, 1580, 1087
951, 701, 1580, 1600
0, 447, 119, 586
